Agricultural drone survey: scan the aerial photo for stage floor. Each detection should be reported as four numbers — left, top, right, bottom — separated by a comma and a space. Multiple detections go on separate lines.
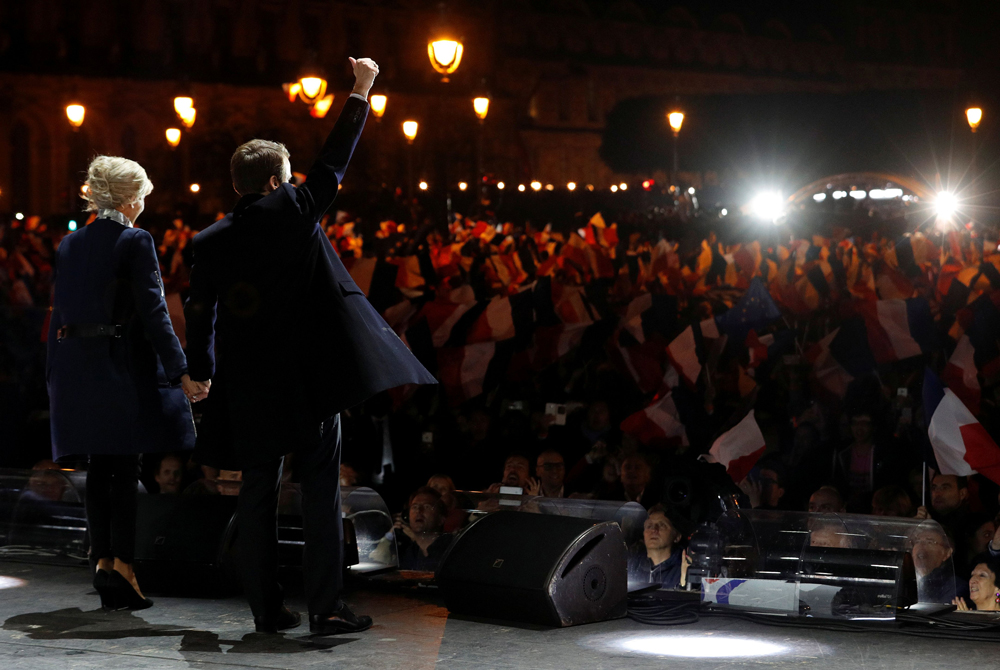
0, 561, 993, 669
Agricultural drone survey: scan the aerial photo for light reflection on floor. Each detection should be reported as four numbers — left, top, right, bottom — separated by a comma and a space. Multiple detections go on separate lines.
581, 631, 791, 659
0, 576, 27, 590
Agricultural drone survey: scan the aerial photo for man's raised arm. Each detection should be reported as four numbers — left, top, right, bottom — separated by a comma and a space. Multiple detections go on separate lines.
295, 57, 379, 220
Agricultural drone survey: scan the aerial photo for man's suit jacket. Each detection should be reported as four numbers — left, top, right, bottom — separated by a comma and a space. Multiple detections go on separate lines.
184, 96, 436, 469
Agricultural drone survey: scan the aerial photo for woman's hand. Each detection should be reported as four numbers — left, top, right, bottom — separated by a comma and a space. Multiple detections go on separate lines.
953, 596, 971, 611
181, 374, 211, 402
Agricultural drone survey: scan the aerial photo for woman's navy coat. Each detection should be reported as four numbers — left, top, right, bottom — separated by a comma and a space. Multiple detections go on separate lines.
47, 219, 194, 461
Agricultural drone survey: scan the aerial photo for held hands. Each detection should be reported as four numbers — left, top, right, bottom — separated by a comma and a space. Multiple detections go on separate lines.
348, 57, 379, 98
181, 374, 211, 403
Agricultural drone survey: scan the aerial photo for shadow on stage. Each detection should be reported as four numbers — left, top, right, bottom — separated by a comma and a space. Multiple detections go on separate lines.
2, 607, 359, 654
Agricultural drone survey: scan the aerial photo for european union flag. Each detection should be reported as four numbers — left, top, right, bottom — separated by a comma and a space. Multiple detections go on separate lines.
716, 277, 781, 345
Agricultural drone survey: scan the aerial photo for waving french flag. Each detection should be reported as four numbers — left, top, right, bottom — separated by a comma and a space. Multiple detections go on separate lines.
701, 409, 766, 483
923, 368, 1000, 485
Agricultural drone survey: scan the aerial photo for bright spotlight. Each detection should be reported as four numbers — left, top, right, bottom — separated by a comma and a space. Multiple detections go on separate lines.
749, 191, 784, 222
720, 208, 728, 216
418, 181, 429, 191
813, 193, 827, 202
68, 220, 78, 231
619, 182, 628, 191
567, 182, 577, 191
15, 212, 24, 220
610, 185, 619, 193
518, 184, 526, 192
849, 190, 867, 199
497, 181, 505, 190
530, 181, 542, 191
458, 182, 468, 191
189, 183, 201, 193
0, 576, 27, 590
545, 183, 554, 191
832, 190, 847, 199
935, 191, 958, 219
614, 634, 787, 658
687, 187, 695, 194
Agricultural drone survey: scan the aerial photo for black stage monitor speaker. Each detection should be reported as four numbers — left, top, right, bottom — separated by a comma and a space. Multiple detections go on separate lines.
436, 511, 628, 627
133, 495, 240, 594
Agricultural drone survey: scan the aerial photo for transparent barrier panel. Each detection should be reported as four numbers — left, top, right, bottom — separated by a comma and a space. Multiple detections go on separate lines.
342, 486, 398, 573
688, 509, 955, 619
0, 468, 87, 564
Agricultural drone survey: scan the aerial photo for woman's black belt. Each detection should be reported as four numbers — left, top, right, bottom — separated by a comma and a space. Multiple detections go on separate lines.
56, 324, 123, 340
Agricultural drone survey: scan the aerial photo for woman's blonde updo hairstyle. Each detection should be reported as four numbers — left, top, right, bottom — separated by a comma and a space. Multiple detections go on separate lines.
82, 155, 154, 212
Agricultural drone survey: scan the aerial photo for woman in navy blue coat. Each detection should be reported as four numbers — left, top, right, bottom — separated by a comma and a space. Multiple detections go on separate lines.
47, 155, 205, 610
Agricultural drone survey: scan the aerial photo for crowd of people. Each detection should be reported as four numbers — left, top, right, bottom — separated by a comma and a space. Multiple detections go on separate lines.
4, 186, 1000, 611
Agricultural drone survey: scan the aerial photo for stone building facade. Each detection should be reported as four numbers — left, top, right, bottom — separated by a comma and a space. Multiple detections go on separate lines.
0, 0, 973, 216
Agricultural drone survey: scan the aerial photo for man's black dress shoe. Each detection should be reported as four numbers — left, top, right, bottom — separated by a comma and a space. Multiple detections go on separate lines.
309, 603, 373, 635
254, 605, 302, 633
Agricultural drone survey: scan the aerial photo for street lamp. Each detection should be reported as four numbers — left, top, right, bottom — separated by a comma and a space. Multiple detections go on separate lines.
403, 121, 419, 196
667, 110, 684, 190
402, 121, 419, 143
428, 38, 464, 82
166, 128, 181, 148
65, 104, 85, 129
473, 97, 490, 121
310, 95, 335, 118
370, 94, 387, 119
297, 73, 328, 105
967, 107, 983, 133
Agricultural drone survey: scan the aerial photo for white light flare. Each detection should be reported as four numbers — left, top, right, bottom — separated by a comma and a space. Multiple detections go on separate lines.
749, 191, 784, 222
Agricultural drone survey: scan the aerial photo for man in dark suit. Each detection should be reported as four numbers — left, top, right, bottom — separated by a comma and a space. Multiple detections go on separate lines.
184, 57, 436, 635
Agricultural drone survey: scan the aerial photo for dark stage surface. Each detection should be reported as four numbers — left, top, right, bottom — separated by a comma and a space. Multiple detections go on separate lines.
0, 561, 993, 669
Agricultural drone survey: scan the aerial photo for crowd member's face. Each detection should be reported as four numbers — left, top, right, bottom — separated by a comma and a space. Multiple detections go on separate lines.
502, 457, 530, 488
27, 471, 65, 502
759, 468, 784, 507
427, 476, 454, 497
643, 512, 679, 552
621, 456, 651, 491
851, 415, 873, 444
340, 464, 358, 487
810, 526, 846, 548
808, 489, 842, 514
911, 529, 953, 576
931, 475, 967, 514
972, 521, 996, 557
587, 402, 611, 432
969, 563, 999, 606
408, 493, 443, 534
536, 453, 565, 491
155, 457, 183, 494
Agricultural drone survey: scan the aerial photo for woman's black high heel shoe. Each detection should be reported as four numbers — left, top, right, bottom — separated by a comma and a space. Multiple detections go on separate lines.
93, 569, 115, 610
108, 569, 153, 611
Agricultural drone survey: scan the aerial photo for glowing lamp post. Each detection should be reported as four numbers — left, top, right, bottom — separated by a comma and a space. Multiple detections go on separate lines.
297, 75, 328, 105
370, 94, 387, 120
473, 97, 490, 121
403, 121, 419, 196
166, 128, 181, 148
66, 104, 85, 129
428, 39, 463, 82
967, 107, 983, 133
667, 110, 684, 189
473, 96, 490, 188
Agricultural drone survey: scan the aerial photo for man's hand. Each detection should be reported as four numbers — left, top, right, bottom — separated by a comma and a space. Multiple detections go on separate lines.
914, 506, 930, 520
524, 478, 541, 496
349, 57, 379, 98
181, 374, 211, 402
738, 477, 763, 509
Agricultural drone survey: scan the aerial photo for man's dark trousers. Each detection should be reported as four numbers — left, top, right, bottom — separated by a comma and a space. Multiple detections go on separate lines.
238, 414, 343, 617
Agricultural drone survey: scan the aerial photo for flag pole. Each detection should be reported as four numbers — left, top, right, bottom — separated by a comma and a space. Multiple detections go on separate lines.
921, 461, 926, 508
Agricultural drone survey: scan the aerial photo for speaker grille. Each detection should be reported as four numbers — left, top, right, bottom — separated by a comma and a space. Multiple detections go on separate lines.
583, 565, 606, 601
